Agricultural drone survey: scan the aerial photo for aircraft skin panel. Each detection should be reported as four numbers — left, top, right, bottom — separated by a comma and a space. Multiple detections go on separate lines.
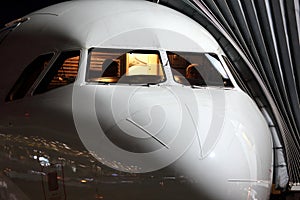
10, 0, 220, 52
0, 1, 273, 199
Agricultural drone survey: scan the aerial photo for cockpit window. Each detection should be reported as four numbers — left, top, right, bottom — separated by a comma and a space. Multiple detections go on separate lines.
5, 53, 54, 102
86, 48, 165, 85
167, 51, 233, 87
34, 50, 80, 94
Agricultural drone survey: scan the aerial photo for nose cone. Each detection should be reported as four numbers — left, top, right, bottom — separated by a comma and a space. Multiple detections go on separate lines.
96, 86, 181, 153
73, 85, 272, 199
93, 86, 200, 172
96, 85, 226, 154
90, 85, 239, 174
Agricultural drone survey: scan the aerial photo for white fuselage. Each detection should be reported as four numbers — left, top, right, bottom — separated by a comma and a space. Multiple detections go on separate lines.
0, 1, 273, 199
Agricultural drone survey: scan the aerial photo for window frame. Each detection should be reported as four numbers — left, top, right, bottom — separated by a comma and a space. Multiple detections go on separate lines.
5, 52, 55, 102
167, 51, 234, 88
33, 50, 81, 95
86, 48, 166, 85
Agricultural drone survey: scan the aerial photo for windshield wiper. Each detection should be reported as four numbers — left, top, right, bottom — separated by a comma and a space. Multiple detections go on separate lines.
128, 82, 160, 87
191, 85, 206, 89
144, 82, 160, 87
90, 81, 114, 85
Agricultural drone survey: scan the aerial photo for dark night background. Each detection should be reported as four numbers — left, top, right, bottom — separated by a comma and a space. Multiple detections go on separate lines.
0, 0, 67, 28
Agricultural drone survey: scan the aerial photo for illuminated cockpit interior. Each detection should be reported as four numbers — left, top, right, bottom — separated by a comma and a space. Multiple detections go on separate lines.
167, 51, 233, 87
86, 49, 165, 85
5, 48, 234, 103
86, 48, 233, 87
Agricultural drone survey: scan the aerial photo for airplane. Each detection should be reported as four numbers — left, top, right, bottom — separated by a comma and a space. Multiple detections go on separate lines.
0, 0, 274, 199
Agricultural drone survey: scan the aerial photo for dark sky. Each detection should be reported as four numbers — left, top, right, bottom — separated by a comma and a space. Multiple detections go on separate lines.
0, 0, 66, 27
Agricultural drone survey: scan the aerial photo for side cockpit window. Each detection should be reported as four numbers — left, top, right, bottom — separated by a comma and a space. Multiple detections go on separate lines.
86, 48, 165, 85
34, 51, 80, 94
167, 51, 233, 88
5, 53, 54, 102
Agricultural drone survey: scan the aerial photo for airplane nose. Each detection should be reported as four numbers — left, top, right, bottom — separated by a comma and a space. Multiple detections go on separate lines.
85, 85, 196, 172
73, 85, 272, 198
95, 86, 196, 150
96, 86, 184, 153
90, 85, 226, 172
97, 85, 225, 154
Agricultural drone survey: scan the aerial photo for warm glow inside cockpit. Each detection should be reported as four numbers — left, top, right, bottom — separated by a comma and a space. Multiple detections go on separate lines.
86, 48, 233, 88
86, 49, 165, 85
167, 51, 233, 88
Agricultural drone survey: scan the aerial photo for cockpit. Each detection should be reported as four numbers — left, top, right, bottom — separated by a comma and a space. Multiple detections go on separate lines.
167, 51, 233, 87
5, 48, 234, 102
85, 48, 233, 88
86, 49, 165, 85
